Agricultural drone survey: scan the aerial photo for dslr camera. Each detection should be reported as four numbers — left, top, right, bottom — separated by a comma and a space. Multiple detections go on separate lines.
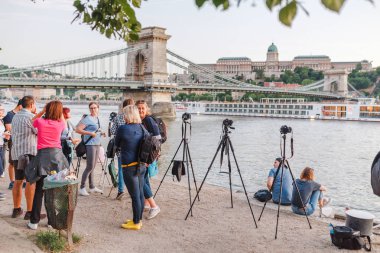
109, 112, 117, 121
223, 118, 233, 128
182, 112, 191, 121
280, 125, 292, 135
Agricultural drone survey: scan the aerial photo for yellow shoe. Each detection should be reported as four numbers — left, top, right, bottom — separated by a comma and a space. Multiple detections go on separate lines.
121, 221, 142, 230
123, 219, 142, 227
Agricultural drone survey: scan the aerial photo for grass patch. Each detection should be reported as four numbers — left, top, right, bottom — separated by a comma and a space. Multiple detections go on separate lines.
36, 231, 66, 253
72, 233, 82, 244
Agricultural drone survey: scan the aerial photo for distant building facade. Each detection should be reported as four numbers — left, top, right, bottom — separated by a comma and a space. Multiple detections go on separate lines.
189, 43, 372, 81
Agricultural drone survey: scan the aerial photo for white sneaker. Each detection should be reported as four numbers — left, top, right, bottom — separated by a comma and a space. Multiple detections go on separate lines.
79, 188, 90, 196
0, 172, 4, 178
27, 222, 38, 230
89, 187, 103, 194
147, 206, 160, 220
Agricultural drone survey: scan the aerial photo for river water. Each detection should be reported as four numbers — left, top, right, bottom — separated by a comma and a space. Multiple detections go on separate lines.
3, 103, 379, 218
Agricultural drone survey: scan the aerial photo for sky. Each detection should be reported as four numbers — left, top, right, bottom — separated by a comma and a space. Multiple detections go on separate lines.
0, 0, 380, 68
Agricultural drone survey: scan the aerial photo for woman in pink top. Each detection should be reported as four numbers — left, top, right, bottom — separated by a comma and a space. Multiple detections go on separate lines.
27, 101, 69, 230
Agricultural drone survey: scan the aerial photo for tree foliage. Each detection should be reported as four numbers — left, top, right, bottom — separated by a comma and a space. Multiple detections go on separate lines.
66, 0, 372, 42
348, 65, 380, 91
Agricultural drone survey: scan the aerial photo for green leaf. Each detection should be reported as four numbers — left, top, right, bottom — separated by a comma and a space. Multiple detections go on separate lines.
73, 0, 85, 12
321, 0, 346, 12
105, 28, 113, 38
266, 0, 282, 11
131, 0, 142, 8
279, 1, 297, 27
195, 0, 208, 8
83, 13, 91, 23
212, 0, 228, 8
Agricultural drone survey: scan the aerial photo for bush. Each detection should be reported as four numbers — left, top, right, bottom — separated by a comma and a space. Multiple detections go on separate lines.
36, 231, 65, 252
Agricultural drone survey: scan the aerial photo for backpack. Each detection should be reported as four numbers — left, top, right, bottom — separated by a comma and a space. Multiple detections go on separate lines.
330, 225, 371, 251
108, 159, 118, 188
150, 116, 167, 144
171, 160, 186, 182
106, 137, 117, 159
371, 151, 380, 196
253, 189, 272, 202
138, 125, 161, 164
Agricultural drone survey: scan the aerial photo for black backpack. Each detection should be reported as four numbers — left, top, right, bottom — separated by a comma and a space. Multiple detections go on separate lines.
371, 151, 380, 196
330, 225, 371, 251
253, 189, 272, 202
106, 137, 117, 159
138, 125, 161, 164
150, 116, 167, 144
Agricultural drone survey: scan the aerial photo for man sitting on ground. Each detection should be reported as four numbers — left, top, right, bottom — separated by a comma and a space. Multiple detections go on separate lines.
267, 158, 292, 205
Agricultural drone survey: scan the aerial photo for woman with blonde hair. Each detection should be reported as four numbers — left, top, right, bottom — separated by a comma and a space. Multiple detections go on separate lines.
115, 105, 146, 230
135, 100, 160, 220
291, 167, 330, 216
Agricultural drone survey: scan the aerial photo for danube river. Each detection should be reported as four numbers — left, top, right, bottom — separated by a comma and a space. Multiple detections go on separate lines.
3, 103, 379, 218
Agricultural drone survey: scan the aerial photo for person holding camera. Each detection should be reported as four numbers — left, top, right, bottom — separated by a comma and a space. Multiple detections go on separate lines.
110, 98, 135, 200
291, 167, 330, 216
75, 102, 105, 196
60, 107, 80, 166
115, 105, 146, 230
267, 158, 292, 205
136, 100, 160, 220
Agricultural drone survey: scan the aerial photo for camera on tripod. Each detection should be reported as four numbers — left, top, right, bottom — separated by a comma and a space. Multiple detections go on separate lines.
109, 112, 117, 121
280, 125, 292, 135
182, 112, 191, 121
223, 118, 233, 128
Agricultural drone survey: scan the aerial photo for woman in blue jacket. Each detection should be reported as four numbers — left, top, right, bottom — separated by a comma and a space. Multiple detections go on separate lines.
115, 105, 146, 230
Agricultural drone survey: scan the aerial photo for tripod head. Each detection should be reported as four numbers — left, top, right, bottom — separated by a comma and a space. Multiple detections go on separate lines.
279, 125, 294, 160
222, 118, 235, 134
181, 113, 192, 140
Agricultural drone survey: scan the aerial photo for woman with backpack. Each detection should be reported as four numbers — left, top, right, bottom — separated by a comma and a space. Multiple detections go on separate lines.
60, 107, 80, 166
135, 100, 161, 220
75, 102, 105, 196
115, 105, 146, 230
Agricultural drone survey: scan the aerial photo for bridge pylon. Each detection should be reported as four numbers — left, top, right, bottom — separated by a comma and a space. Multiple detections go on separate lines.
323, 69, 348, 97
125, 27, 175, 118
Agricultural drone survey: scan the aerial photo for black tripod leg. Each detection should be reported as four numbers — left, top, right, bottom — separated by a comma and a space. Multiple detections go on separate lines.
258, 162, 282, 221
154, 139, 184, 198
285, 160, 312, 229
185, 138, 225, 220
227, 137, 258, 228
186, 145, 200, 201
226, 143, 233, 208
184, 142, 193, 216
275, 162, 285, 239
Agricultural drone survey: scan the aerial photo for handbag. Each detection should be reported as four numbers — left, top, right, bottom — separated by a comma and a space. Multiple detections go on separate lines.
108, 159, 118, 188
75, 117, 100, 157
61, 140, 72, 156
148, 160, 159, 178
253, 189, 272, 202
171, 160, 186, 182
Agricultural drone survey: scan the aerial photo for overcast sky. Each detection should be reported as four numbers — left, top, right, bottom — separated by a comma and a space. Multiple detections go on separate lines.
0, 0, 379, 68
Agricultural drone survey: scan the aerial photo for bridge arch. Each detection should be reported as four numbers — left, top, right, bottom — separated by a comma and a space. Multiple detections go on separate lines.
134, 51, 147, 81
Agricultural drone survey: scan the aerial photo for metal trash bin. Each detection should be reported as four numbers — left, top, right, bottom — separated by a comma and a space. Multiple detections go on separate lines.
43, 179, 79, 245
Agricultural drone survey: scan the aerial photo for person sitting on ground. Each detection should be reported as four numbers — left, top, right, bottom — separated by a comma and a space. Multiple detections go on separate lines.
267, 157, 293, 205
110, 98, 135, 200
28, 100, 69, 230
115, 105, 146, 230
291, 167, 330, 216
136, 100, 161, 220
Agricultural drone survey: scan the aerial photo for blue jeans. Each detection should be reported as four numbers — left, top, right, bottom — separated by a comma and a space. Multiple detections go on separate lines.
123, 165, 146, 224
292, 191, 323, 216
0, 146, 4, 175
143, 169, 153, 199
117, 156, 124, 193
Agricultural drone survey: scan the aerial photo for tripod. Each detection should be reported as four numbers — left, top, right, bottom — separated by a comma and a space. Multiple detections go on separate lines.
154, 114, 200, 217
99, 155, 112, 194
258, 128, 312, 239
184, 120, 258, 228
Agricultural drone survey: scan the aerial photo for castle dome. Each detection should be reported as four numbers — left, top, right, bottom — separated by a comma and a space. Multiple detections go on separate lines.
267, 43, 278, 53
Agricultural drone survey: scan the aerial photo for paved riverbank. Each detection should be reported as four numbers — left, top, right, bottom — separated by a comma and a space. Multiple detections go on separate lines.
0, 163, 379, 252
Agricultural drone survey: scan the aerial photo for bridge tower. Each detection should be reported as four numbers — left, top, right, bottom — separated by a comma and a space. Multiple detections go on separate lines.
323, 69, 348, 97
125, 27, 175, 117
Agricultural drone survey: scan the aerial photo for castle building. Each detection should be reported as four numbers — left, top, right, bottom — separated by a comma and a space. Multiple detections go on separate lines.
192, 43, 372, 81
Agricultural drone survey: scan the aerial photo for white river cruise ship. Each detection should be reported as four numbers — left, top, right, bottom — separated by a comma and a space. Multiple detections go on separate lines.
175, 98, 380, 122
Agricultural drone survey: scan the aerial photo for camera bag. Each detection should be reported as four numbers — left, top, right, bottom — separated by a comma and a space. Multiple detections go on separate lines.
171, 160, 186, 182
330, 225, 371, 251
253, 189, 272, 202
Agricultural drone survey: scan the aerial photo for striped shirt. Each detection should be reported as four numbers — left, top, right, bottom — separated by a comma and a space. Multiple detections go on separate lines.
11, 109, 37, 160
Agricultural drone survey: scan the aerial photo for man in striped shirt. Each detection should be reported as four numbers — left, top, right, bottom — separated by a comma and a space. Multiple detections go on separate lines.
10, 96, 38, 219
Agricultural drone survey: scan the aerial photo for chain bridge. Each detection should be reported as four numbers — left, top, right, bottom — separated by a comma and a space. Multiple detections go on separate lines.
0, 27, 363, 115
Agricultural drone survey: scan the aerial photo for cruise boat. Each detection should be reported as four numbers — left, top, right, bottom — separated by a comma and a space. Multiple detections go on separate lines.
175, 98, 380, 122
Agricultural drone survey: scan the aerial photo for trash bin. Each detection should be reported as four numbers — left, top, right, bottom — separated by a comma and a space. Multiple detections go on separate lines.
43, 179, 79, 246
